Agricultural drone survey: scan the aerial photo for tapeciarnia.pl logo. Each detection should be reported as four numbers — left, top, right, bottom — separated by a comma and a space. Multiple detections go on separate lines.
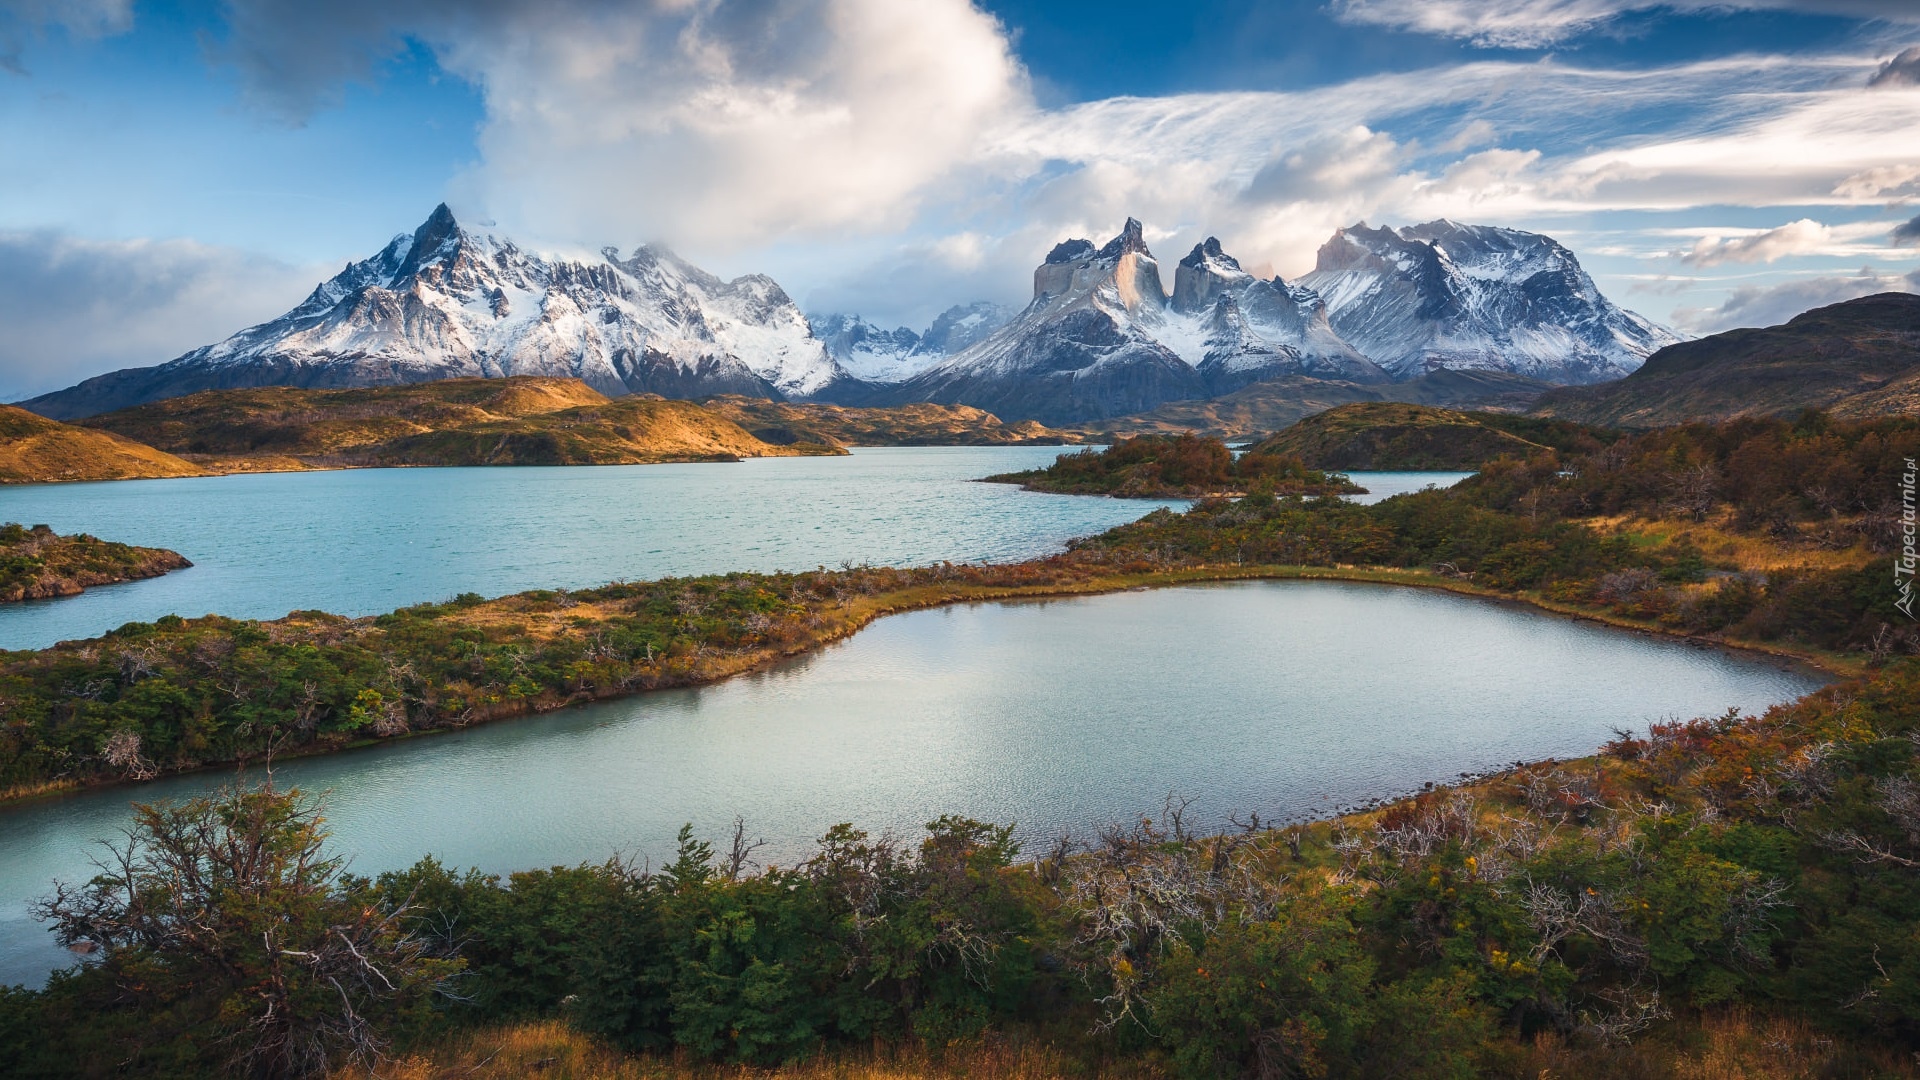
1899, 456, 1917, 619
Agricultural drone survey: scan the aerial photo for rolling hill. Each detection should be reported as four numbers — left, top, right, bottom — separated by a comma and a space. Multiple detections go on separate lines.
1533, 292, 1920, 427
79, 377, 841, 468
698, 396, 1074, 446
0, 404, 205, 484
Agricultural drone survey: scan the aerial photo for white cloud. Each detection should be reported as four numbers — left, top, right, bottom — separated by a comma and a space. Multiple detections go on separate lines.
1329, 0, 1920, 48
1327, 0, 1647, 48
1671, 265, 1920, 333
0, 231, 319, 401
81, 1, 1920, 334
1681, 218, 1833, 266
1833, 163, 1920, 199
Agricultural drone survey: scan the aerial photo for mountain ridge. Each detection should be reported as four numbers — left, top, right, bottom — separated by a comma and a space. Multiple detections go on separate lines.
20, 207, 1674, 425
23, 205, 846, 420
868, 217, 1669, 424
1533, 292, 1920, 427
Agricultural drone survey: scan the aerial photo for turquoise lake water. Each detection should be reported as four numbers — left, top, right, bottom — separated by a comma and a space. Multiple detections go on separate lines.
0, 449, 1463, 649
10, 452, 1774, 988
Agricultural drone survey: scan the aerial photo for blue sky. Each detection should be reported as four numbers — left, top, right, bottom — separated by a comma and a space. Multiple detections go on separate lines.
2, 0, 1919, 398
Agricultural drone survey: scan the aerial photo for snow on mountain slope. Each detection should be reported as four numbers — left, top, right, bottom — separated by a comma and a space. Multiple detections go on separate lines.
809, 302, 1016, 386
872, 220, 1210, 424
23, 205, 842, 419
1297, 220, 1679, 384
872, 224, 1396, 423
1166, 238, 1387, 391
809, 314, 924, 383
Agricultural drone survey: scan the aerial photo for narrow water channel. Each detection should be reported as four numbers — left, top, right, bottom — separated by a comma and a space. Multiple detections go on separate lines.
0, 580, 1826, 987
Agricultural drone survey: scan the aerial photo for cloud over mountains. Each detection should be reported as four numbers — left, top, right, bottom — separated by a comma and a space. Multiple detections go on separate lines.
5, 0, 1920, 396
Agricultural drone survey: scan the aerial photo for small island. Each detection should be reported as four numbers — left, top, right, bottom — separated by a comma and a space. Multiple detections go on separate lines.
984, 433, 1366, 498
0, 523, 192, 603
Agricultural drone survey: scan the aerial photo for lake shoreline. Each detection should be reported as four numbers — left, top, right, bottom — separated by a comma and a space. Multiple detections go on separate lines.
0, 560, 1846, 813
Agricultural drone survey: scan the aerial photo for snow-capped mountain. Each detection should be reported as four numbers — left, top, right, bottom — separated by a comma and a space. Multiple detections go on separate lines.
873, 222, 1394, 423
1297, 220, 1680, 384
1165, 238, 1386, 392
24, 205, 843, 419
22, 205, 1676, 425
809, 301, 1014, 385
872, 220, 1210, 423
867, 218, 1673, 423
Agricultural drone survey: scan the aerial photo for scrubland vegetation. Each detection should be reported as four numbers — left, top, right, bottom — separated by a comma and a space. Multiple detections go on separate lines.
2, 410, 1918, 1078
0, 523, 191, 603
984, 434, 1365, 498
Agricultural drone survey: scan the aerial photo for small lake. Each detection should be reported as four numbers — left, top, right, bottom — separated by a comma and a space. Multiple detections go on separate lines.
0, 579, 1824, 987
0, 448, 1463, 650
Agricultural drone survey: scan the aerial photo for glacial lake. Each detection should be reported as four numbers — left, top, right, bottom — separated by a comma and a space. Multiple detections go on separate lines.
0, 579, 1823, 987
0, 447, 1465, 650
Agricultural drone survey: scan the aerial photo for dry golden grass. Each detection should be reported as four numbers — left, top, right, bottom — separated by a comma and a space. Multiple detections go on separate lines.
1521, 1009, 1920, 1080
73, 379, 838, 472
0, 403, 205, 484
349, 1021, 1161, 1080
1584, 513, 1878, 573
700, 395, 1074, 447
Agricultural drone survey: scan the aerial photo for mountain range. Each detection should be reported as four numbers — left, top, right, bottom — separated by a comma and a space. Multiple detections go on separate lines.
20, 206, 1676, 423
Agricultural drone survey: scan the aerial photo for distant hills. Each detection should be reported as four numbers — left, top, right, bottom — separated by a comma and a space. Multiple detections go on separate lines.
1091, 369, 1551, 439
18, 205, 1672, 425
1248, 402, 1614, 471
1, 377, 1090, 483
74, 378, 838, 470
1535, 293, 1920, 428
698, 396, 1071, 447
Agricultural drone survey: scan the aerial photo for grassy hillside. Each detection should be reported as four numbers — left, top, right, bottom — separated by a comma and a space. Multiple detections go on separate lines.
1092, 370, 1552, 439
1246, 402, 1616, 469
0, 523, 191, 602
0, 404, 205, 484
1535, 292, 1920, 427
701, 396, 1076, 446
78, 378, 841, 468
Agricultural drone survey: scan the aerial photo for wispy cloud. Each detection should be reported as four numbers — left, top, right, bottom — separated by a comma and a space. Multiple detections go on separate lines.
1671, 265, 1920, 334
1328, 0, 1920, 48
0, 231, 317, 400
23, 0, 1920, 342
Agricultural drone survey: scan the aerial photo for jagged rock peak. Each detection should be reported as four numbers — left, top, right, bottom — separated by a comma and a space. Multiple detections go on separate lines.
395, 202, 465, 279
1180, 236, 1239, 270
1172, 236, 1255, 314
1098, 217, 1152, 260
1045, 238, 1097, 265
